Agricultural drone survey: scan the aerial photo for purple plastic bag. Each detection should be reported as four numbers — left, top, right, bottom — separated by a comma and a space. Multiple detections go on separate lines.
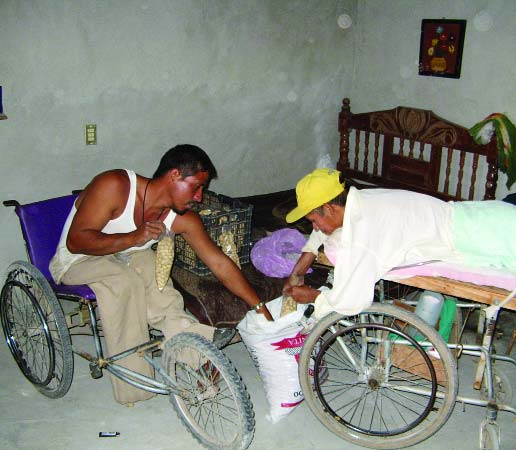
251, 228, 312, 278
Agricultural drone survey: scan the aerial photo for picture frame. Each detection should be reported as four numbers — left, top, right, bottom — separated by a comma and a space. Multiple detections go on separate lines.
418, 19, 467, 79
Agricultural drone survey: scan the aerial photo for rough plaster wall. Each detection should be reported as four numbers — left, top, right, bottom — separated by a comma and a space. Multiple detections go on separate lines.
349, 0, 516, 199
0, 0, 355, 272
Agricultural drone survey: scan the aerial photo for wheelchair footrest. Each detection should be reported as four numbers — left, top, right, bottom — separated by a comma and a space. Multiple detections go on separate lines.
66, 306, 91, 328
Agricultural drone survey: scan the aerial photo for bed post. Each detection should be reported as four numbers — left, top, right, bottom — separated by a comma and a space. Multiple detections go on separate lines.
338, 98, 351, 173
484, 139, 499, 200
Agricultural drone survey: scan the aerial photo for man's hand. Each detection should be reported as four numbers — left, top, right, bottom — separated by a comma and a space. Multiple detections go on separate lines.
175, 211, 275, 320
282, 252, 315, 294
256, 303, 274, 321
134, 220, 166, 246
283, 285, 320, 304
283, 273, 304, 293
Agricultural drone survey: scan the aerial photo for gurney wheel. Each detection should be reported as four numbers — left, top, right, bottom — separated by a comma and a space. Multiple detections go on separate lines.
299, 303, 458, 449
0, 261, 74, 398
479, 421, 500, 450
162, 332, 255, 450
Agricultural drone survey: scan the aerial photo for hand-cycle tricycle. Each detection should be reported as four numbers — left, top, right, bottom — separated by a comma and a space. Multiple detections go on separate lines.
1, 194, 254, 450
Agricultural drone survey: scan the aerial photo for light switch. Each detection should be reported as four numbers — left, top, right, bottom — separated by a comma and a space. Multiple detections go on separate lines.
85, 124, 97, 145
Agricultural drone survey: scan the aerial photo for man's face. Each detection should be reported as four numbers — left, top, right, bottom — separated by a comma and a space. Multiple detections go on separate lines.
170, 170, 210, 215
305, 206, 340, 234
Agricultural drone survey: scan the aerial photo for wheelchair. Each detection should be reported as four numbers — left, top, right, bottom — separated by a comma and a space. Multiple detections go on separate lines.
1, 194, 254, 450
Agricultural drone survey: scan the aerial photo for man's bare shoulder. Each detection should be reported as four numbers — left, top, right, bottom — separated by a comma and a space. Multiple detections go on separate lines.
88, 169, 129, 189
77, 170, 131, 211
172, 210, 203, 234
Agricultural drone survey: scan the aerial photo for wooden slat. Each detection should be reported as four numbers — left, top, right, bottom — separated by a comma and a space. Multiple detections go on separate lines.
364, 131, 370, 173
470, 153, 479, 200
373, 132, 380, 175
444, 148, 452, 195
387, 276, 516, 311
457, 150, 465, 198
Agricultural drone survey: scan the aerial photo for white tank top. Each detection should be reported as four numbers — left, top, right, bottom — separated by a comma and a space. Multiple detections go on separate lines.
49, 169, 176, 283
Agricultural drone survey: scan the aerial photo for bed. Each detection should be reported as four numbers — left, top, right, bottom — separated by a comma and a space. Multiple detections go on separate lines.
336, 97, 516, 312
337, 98, 499, 201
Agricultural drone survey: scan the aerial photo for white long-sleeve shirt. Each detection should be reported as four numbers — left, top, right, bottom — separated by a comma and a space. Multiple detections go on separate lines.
303, 187, 456, 318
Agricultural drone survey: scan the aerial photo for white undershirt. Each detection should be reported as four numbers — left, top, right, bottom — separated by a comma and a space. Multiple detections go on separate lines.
49, 169, 176, 283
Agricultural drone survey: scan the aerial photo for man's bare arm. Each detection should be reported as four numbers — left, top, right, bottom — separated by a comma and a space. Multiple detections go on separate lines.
281, 251, 319, 303
173, 211, 274, 321
283, 251, 316, 290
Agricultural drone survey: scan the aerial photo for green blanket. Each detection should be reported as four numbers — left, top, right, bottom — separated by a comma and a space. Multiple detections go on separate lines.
453, 200, 516, 270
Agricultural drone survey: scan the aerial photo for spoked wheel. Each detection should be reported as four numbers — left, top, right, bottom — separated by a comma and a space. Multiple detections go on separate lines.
299, 303, 458, 449
163, 332, 255, 450
0, 261, 73, 398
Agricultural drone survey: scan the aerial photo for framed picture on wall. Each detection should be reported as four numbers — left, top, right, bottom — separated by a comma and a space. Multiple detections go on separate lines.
418, 19, 467, 79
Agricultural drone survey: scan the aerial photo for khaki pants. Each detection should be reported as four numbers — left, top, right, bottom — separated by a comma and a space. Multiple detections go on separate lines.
62, 249, 214, 405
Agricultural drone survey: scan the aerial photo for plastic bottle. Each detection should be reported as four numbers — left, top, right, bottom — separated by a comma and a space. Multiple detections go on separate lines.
407, 290, 444, 339
414, 290, 444, 328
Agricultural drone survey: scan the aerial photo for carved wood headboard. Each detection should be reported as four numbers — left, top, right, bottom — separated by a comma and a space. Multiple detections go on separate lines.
337, 98, 499, 200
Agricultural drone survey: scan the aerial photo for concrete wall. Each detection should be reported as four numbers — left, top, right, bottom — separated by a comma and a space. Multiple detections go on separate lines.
0, 0, 355, 270
2, 0, 515, 273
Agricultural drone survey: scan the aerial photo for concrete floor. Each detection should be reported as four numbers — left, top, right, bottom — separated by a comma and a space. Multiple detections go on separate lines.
1, 312, 515, 450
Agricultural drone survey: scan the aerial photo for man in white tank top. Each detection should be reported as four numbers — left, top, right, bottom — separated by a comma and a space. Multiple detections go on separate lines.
50, 144, 272, 405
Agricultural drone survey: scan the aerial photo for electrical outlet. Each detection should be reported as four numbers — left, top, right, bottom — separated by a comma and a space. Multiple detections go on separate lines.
85, 124, 97, 145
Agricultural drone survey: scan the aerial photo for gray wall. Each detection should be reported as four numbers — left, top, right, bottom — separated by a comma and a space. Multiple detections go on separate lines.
2, 0, 516, 273
1, 0, 355, 269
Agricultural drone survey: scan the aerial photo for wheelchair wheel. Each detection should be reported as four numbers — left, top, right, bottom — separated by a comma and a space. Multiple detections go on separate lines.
0, 261, 73, 398
299, 303, 458, 449
163, 332, 254, 450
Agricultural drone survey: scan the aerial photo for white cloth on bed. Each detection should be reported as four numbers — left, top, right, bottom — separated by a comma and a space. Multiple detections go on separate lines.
302, 187, 516, 319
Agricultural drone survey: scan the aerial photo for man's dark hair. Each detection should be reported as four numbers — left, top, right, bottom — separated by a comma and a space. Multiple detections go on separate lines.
153, 144, 218, 180
312, 188, 348, 215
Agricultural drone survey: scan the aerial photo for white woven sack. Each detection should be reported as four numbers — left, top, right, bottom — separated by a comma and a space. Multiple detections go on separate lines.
237, 296, 313, 424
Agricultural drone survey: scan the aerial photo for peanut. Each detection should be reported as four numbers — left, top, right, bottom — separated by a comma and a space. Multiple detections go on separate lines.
218, 230, 241, 268
280, 295, 298, 316
155, 234, 175, 291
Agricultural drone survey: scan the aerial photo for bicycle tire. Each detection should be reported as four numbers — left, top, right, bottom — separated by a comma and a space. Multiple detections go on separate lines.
163, 332, 255, 450
299, 303, 458, 449
1, 261, 74, 398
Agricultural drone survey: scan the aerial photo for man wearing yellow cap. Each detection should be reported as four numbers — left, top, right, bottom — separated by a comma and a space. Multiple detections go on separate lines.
283, 168, 516, 319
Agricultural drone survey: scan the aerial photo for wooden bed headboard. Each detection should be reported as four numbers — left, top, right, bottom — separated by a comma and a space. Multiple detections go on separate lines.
337, 98, 499, 200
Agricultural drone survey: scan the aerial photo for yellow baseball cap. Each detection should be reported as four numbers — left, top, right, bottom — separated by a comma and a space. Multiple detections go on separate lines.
286, 168, 345, 223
